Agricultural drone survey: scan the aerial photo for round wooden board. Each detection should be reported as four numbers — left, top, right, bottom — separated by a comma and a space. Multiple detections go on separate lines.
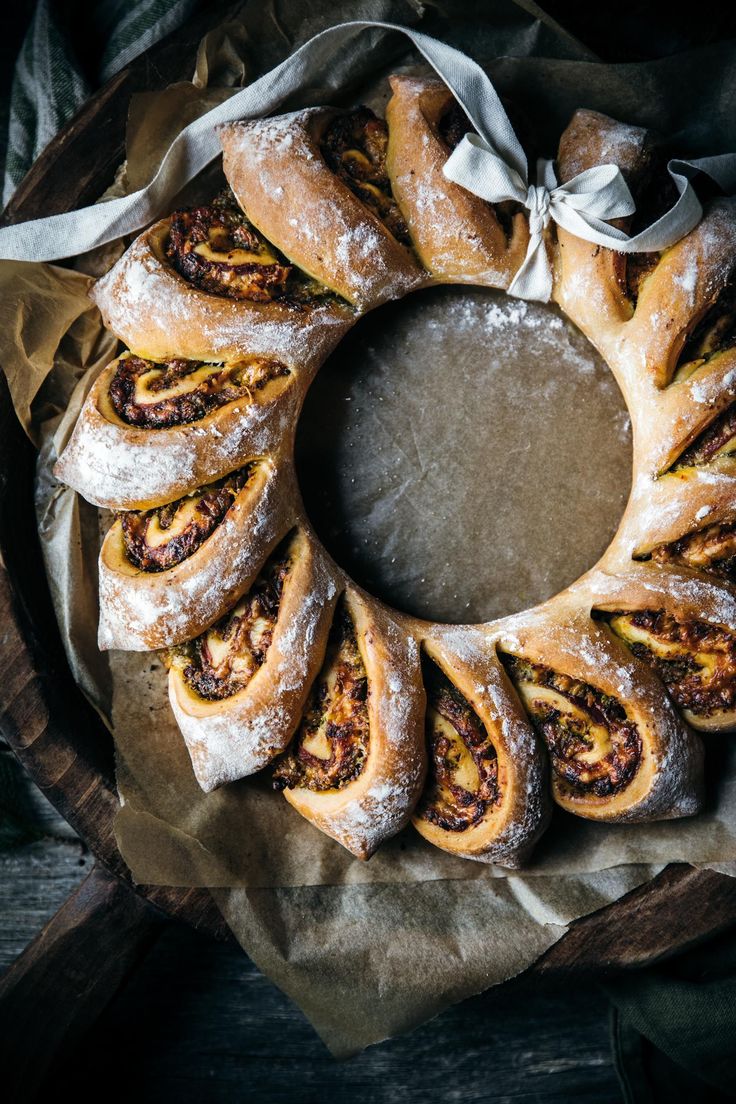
1, 4, 736, 975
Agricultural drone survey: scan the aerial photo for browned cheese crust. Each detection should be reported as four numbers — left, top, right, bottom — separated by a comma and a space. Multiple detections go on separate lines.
502, 655, 642, 798
169, 547, 291, 700
416, 658, 500, 832
320, 108, 411, 245
108, 353, 289, 429
119, 466, 254, 572
607, 610, 736, 722
273, 605, 369, 793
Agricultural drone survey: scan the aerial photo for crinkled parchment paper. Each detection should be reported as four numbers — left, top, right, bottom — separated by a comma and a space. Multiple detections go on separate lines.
5, 0, 736, 1055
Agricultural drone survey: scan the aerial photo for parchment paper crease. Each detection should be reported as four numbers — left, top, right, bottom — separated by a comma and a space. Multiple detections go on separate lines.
6, 0, 736, 1055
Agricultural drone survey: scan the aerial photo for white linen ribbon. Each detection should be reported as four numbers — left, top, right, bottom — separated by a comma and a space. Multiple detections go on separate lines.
0, 17, 734, 292
442, 135, 712, 300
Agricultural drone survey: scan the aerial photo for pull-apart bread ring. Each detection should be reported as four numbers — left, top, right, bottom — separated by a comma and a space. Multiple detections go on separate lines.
54, 350, 300, 510
220, 107, 429, 309
98, 458, 295, 651
167, 529, 338, 792
499, 604, 703, 822
411, 631, 551, 867
53, 69, 736, 866
272, 589, 427, 860
385, 75, 529, 288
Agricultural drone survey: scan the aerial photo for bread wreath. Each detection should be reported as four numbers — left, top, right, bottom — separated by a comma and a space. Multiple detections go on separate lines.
54, 75, 736, 863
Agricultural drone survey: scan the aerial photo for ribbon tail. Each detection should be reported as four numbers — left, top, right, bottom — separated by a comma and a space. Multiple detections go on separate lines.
507, 232, 553, 302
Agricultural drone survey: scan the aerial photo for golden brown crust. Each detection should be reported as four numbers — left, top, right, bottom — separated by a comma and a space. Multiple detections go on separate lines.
411, 634, 550, 867
90, 218, 355, 366
98, 459, 296, 650
496, 606, 703, 822
53, 352, 299, 510
168, 530, 339, 791
219, 109, 429, 309
274, 589, 427, 860
385, 75, 529, 287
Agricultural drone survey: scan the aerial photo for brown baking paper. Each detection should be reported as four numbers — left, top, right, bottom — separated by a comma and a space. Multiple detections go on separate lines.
8, 0, 736, 1055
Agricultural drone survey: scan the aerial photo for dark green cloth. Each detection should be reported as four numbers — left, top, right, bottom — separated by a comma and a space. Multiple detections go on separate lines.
603, 927, 736, 1102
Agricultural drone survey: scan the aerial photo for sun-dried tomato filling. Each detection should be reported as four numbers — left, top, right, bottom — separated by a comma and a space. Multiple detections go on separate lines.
606, 609, 736, 719
108, 353, 289, 429
648, 520, 736, 584
672, 401, 736, 469
674, 277, 736, 381
166, 188, 291, 300
169, 548, 291, 700
273, 606, 369, 792
165, 190, 330, 304
437, 100, 522, 242
320, 107, 411, 245
502, 655, 641, 796
416, 660, 500, 833
119, 466, 254, 572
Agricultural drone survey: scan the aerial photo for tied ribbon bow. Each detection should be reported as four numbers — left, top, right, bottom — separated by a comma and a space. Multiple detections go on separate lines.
0, 19, 733, 265
443, 131, 708, 303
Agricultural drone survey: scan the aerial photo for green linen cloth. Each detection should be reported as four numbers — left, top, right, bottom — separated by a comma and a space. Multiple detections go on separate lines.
4, 0, 201, 203
603, 928, 736, 1102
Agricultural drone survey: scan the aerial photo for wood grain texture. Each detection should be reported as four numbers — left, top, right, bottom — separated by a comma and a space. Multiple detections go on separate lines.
0, 862, 169, 1104
0, 2, 734, 984
45, 922, 622, 1103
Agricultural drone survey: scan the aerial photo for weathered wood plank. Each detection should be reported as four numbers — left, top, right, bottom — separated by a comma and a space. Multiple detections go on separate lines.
46, 922, 622, 1103
0, 839, 90, 969
0, 861, 167, 1103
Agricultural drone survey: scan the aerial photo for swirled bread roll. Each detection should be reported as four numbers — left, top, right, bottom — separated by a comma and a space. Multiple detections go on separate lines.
167, 530, 338, 791
273, 590, 426, 859
412, 633, 550, 867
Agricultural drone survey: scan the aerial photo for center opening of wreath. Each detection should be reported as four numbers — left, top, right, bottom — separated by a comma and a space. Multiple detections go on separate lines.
296, 285, 632, 624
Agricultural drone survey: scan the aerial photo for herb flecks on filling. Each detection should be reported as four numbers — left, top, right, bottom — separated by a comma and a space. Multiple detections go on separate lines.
438, 101, 520, 243
649, 520, 736, 585
273, 606, 369, 793
502, 655, 641, 797
673, 401, 736, 470
675, 276, 736, 381
170, 549, 291, 700
417, 660, 500, 833
166, 190, 330, 304
607, 609, 736, 719
166, 189, 290, 300
108, 353, 289, 429
119, 465, 254, 572
320, 108, 411, 245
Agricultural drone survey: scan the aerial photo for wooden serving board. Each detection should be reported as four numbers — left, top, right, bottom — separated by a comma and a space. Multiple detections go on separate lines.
1, 6, 735, 1094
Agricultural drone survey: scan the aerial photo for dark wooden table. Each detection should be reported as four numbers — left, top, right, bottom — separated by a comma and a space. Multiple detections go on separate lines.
0, 795, 620, 1102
